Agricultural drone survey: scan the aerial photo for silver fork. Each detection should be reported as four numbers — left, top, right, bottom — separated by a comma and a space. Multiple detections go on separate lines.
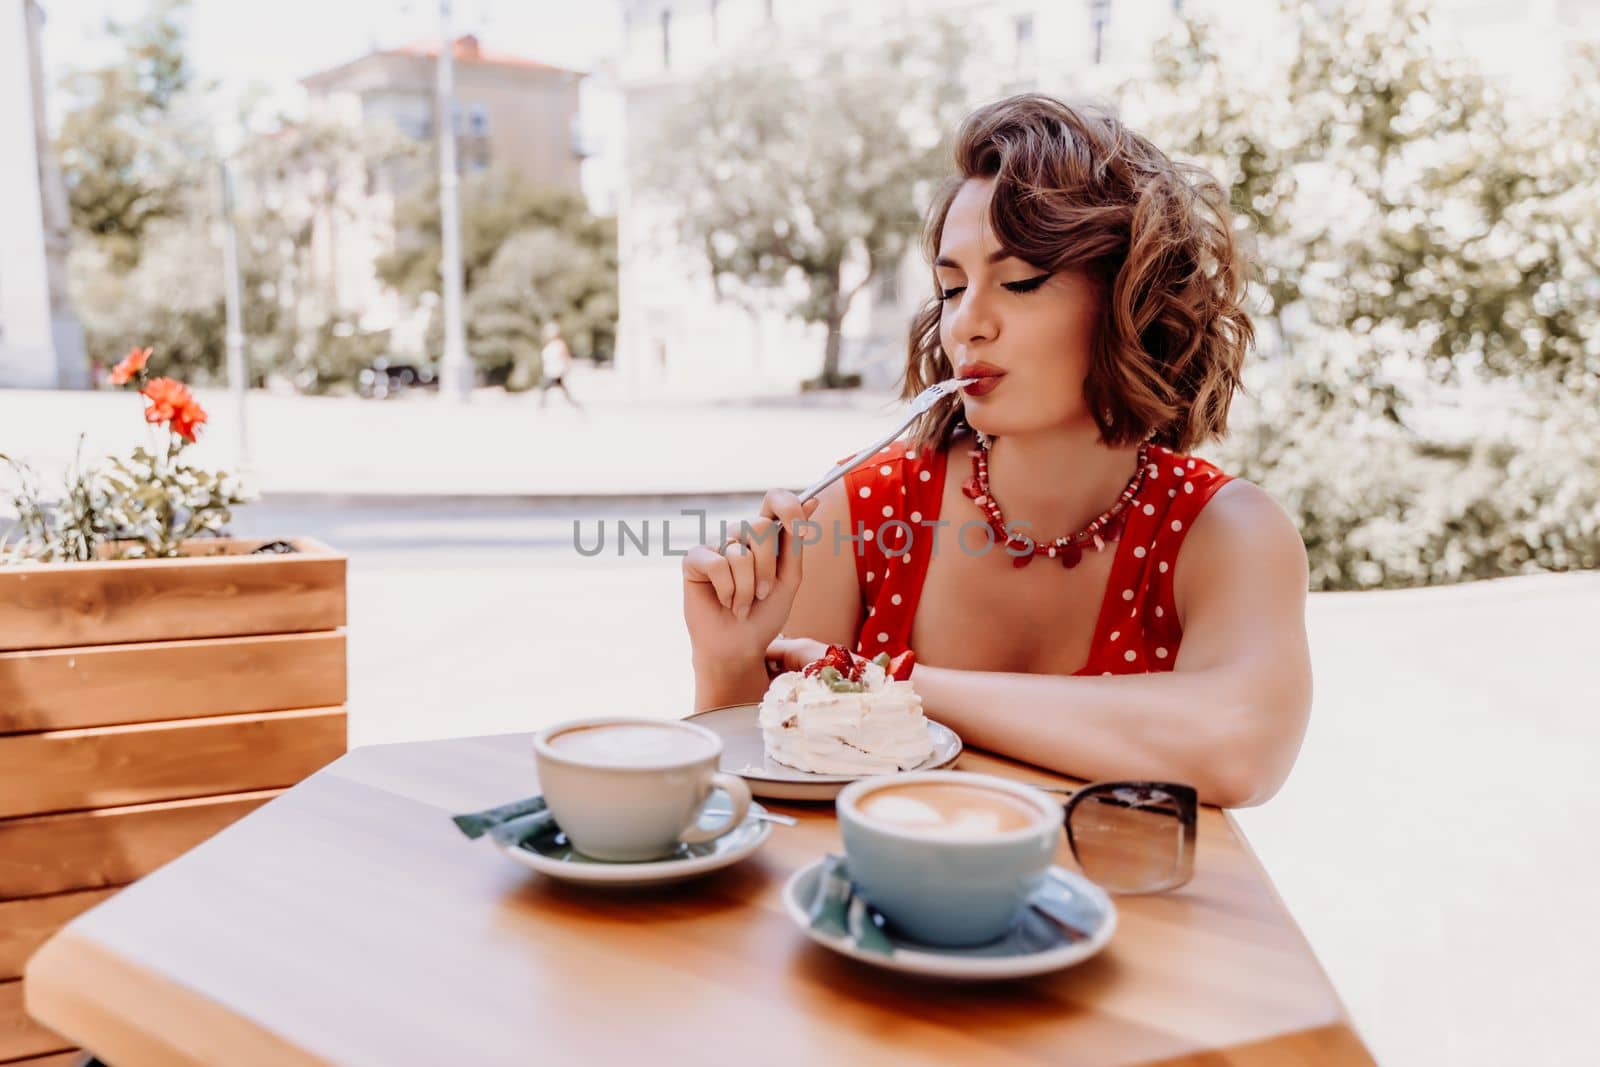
795, 378, 977, 504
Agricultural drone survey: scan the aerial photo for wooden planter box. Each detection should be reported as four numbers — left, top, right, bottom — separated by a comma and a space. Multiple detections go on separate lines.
0, 537, 348, 1062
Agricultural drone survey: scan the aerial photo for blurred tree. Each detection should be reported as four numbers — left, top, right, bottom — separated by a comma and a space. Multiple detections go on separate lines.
54, 0, 212, 269
378, 168, 617, 380
377, 170, 615, 299
63, 26, 421, 393
54, 0, 244, 382
462, 227, 618, 388
67, 215, 280, 385
1124, 0, 1600, 589
638, 19, 979, 388
232, 116, 422, 390
1126, 0, 1600, 420
66, 112, 376, 387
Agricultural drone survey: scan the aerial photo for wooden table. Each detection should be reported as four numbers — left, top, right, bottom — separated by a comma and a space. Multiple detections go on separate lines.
24, 733, 1375, 1066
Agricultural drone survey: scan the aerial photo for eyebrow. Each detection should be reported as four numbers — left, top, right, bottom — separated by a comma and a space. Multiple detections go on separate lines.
933, 250, 1017, 270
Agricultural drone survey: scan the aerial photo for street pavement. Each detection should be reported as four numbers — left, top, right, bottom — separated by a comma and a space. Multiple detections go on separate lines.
7, 373, 1598, 1064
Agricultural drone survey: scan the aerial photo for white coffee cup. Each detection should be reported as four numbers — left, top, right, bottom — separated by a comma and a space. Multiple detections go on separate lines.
532, 716, 752, 862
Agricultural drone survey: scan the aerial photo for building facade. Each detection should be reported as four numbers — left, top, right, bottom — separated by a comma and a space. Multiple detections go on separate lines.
298, 36, 587, 346
0, 0, 85, 389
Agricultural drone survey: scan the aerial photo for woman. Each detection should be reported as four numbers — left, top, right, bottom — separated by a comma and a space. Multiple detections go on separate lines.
682, 95, 1311, 808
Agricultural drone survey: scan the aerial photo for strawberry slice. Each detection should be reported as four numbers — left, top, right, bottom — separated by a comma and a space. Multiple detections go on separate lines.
804, 643, 863, 681
886, 650, 916, 681
826, 645, 862, 681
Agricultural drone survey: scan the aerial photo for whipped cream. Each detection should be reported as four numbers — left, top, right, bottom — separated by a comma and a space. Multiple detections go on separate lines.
758, 658, 934, 775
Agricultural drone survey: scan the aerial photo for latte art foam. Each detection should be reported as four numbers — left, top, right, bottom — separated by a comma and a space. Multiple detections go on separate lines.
858, 782, 1043, 837
547, 723, 714, 767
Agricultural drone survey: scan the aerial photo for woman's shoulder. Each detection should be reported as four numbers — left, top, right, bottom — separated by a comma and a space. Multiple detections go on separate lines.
1166, 456, 1307, 592
1195, 478, 1298, 541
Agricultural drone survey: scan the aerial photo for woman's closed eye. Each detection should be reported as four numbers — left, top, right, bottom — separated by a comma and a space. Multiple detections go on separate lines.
939, 273, 1054, 301
1003, 273, 1053, 295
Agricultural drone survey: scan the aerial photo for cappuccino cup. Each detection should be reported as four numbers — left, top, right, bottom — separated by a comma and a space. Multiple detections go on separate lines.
533, 717, 751, 862
836, 771, 1062, 945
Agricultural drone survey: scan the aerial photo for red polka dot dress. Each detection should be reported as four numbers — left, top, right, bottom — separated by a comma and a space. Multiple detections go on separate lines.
838, 436, 1233, 675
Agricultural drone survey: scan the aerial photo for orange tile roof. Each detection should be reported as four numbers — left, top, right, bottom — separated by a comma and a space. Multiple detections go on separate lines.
301, 35, 583, 88
385, 35, 582, 75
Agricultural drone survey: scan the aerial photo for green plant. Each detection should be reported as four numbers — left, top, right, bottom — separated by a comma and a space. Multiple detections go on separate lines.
1, 346, 253, 563
1209, 364, 1600, 590
0, 441, 115, 563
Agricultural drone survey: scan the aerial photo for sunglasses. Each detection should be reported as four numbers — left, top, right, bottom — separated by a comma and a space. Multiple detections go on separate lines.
1048, 781, 1198, 894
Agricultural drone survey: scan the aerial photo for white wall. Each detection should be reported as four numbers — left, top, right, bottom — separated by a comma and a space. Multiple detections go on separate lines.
0, 0, 83, 389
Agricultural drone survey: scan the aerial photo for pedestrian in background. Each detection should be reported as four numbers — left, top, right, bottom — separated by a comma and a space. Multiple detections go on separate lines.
539, 321, 584, 412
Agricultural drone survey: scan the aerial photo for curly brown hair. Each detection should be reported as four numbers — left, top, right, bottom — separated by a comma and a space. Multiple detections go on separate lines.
903, 94, 1254, 454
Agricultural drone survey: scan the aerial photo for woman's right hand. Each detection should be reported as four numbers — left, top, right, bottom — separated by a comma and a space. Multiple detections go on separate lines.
682, 489, 821, 672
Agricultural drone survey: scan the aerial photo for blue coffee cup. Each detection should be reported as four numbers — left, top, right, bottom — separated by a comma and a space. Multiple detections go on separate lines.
836, 771, 1063, 946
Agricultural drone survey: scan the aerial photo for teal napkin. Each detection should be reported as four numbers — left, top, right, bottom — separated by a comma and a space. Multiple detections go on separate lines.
807, 854, 896, 957
452, 795, 557, 848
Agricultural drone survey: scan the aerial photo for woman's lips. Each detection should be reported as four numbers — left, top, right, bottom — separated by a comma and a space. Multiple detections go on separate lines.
956, 365, 1005, 397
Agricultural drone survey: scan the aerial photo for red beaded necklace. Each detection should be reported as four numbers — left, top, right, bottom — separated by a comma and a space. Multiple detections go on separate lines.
962, 438, 1152, 569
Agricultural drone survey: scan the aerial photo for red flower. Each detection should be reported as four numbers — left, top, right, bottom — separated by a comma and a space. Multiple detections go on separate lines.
140, 377, 208, 443
169, 399, 208, 443
108, 346, 152, 386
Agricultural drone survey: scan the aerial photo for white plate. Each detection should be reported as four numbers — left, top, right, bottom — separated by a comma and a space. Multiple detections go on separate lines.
686, 703, 963, 801
494, 790, 772, 887
782, 858, 1117, 981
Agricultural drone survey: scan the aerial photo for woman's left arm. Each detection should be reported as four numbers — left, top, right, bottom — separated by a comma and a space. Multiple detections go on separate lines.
912, 481, 1313, 808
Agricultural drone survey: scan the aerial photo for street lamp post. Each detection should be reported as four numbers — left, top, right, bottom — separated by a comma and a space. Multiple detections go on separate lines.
218, 159, 251, 473
1090, 0, 1112, 65
436, 0, 472, 401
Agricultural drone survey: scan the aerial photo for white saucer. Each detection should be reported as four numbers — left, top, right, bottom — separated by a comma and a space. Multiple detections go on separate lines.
781, 857, 1117, 980
495, 791, 773, 887
686, 703, 963, 801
